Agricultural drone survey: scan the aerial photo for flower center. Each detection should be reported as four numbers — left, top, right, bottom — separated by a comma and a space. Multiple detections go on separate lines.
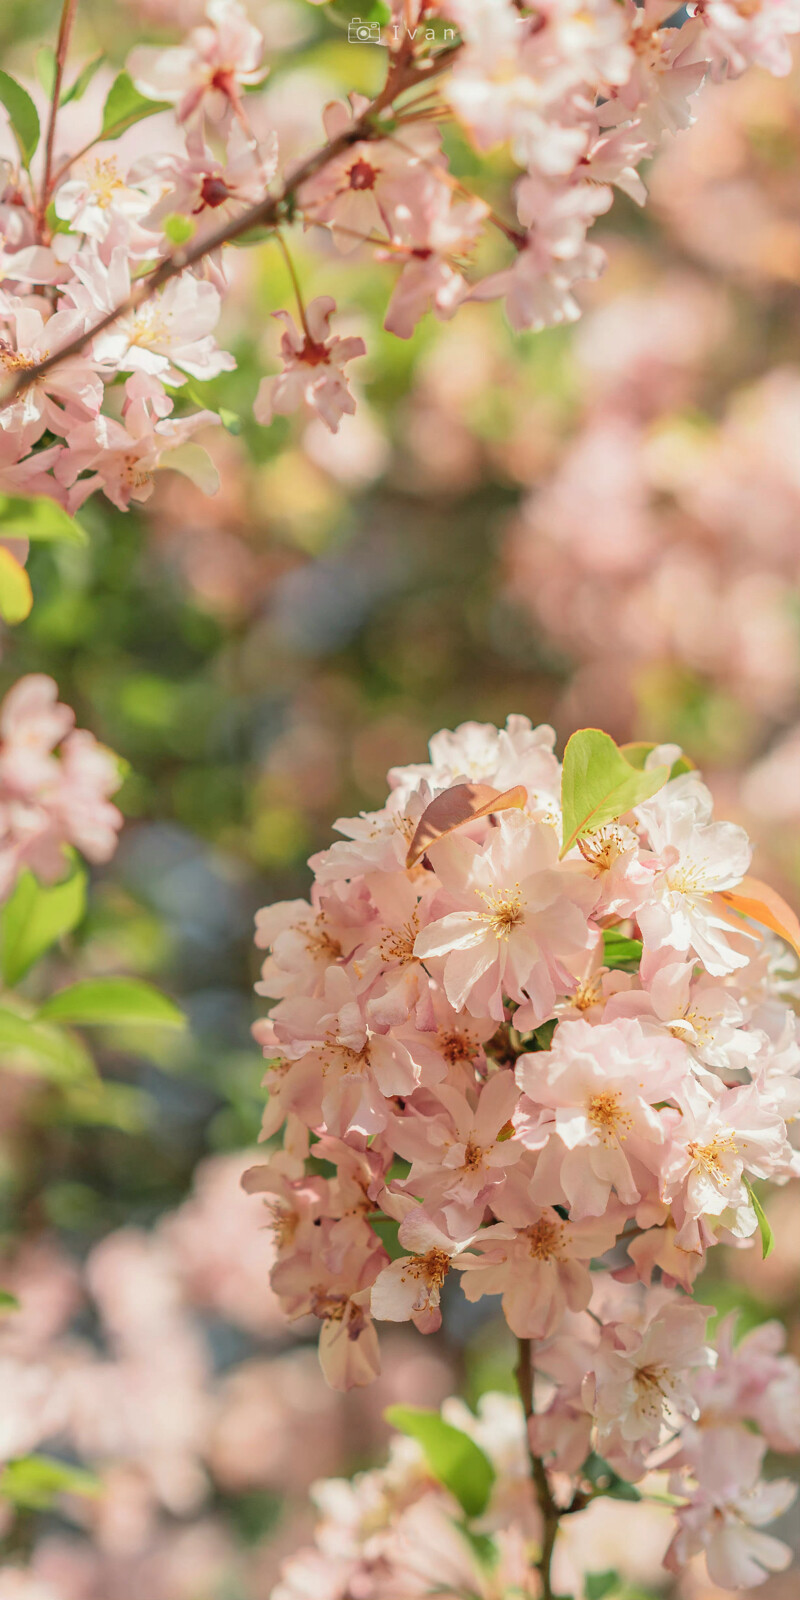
687, 1131, 738, 1181
379, 909, 420, 965
406, 1247, 451, 1290
587, 1089, 633, 1141
310, 1288, 348, 1323
670, 1007, 714, 1048
89, 158, 124, 209
665, 860, 709, 899
299, 337, 331, 367
322, 1038, 371, 1075
570, 975, 603, 1012
266, 1201, 297, 1249
302, 918, 343, 961
347, 157, 379, 191
634, 1362, 669, 1417
525, 1215, 565, 1260
578, 824, 630, 871
462, 1138, 484, 1171
438, 1026, 479, 1066
476, 884, 525, 939
199, 172, 233, 209
0, 342, 37, 372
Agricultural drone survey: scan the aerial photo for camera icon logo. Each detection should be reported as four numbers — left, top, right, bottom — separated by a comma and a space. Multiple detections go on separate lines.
348, 16, 382, 42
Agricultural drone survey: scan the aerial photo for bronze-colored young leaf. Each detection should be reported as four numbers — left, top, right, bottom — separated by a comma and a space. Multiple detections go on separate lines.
406, 782, 527, 869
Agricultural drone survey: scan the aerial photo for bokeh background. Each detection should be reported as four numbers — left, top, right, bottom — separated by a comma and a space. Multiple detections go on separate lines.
1, 1, 799, 1596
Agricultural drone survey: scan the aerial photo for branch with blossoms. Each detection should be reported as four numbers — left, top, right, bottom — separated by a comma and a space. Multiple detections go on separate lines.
0, 0, 798, 553
246, 720, 800, 1600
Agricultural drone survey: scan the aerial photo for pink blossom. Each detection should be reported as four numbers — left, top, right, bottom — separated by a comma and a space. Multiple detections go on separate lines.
0, 674, 122, 897
666, 1426, 796, 1588
255, 297, 366, 435
414, 813, 598, 1024
299, 105, 446, 254
515, 1017, 687, 1216
127, 0, 266, 123
459, 1205, 621, 1338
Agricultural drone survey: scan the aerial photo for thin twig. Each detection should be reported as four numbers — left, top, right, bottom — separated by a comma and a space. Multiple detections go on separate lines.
36, 0, 80, 238
0, 41, 462, 413
515, 1338, 561, 1600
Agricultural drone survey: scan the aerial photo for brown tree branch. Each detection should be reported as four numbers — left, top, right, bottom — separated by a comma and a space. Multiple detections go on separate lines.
36, 0, 80, 238
515, 1337, 561, 1600
0, 41, 462, 413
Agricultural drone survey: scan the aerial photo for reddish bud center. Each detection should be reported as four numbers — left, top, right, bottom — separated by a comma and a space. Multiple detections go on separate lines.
347, 158, 378, 192
200, 174, 233, 209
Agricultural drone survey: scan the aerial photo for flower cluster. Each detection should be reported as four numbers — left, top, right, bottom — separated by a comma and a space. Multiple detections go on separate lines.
0, 0, 798, 520
274, 1362, 800, 1600
0, 673, 122, 900
247, 715, 800, 1591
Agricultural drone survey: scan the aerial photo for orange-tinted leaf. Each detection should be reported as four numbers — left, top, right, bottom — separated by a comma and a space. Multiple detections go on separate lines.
406, 783, 527, 869
717, 875, 800, 960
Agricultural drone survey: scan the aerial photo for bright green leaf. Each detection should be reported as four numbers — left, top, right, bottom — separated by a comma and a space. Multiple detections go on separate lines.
163, 212, 196, 245
100, 72, 170, 141
38, 977, 185, 1030
385, 1406, 495, 1518
0, 494, 88, 546
583, 1453, 642, 1503
0, 1290, 19, 1312
36, 47, 57, 97
219, 407, 242, 435
744, 1179, 774, 1259
0, 1007, 95, 1084
61, 54, 105, 106
2, 1455, 100, 1510
0, 70, 40, 167
368, 1213, 404, 1260
531, 1019, 557, 1051
0, 547, 32, 624
1, 863, 87, 987
586, 1575, 621, 1600
560, 730, 669, 860
620, 742, 694, 779
602, 929, 643, 971
57, 1079, 152, 1132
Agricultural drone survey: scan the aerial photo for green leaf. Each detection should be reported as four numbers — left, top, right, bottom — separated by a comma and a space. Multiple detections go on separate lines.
0, 494, 88, 546
0, 1007, 95, 1084
0, 547, 32, 624
0, 70, 40, 168
36, 47, 57, 97
1, 1455, 100, 1510
219, 407, 242, 435
621, 742, 694, 779
368, 1213, 404, 1260
582, 1453, 642, 1503
744, 1179, 774, 1259
602, 929, 643, 972
61, 54, 105, 106
1, 863, 87, 987
0, 1290, 19, 1311
586, 1575, 621, 1600
531, 1019, 557, 1051
560, 730, 669, 860
328, 0, 391, 29
38, 977, 185, 1030
100, 72, 170, 141
57, 1078, 152, 1132
163, 212, 196, 245
385, 1406, 495, 1518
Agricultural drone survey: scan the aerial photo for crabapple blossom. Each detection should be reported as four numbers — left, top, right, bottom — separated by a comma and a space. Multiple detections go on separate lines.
0, 674, 122, 898
254, 298, 366, 436
0, 0, 797, 512
249, 713, 800, 1592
